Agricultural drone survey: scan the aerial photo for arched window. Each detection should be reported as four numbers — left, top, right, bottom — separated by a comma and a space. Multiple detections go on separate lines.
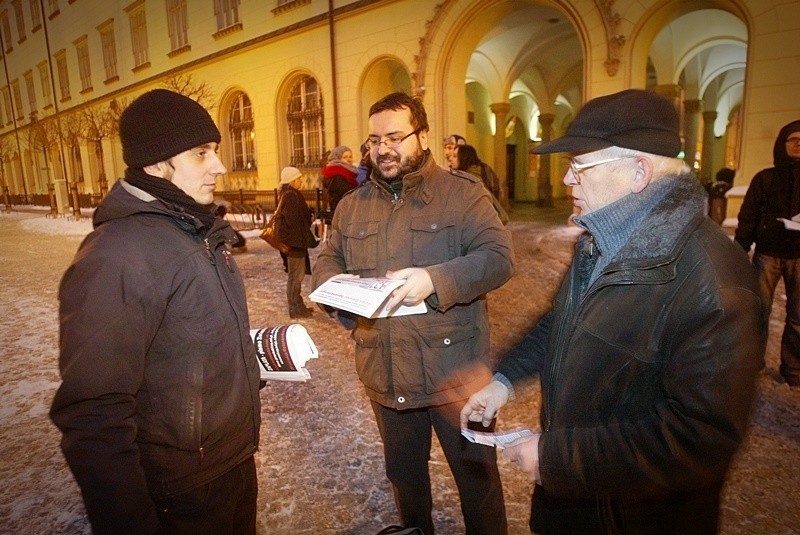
287, 75, 324, 168
228, 92, 256, 171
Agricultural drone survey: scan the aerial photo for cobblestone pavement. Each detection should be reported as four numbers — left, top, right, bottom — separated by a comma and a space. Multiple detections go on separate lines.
0, 204, 797, 534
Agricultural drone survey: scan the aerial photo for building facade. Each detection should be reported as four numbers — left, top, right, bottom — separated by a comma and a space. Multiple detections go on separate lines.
0, 0, 798, 217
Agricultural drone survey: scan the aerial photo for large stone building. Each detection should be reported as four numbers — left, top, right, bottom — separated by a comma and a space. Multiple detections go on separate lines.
0, 0, 798, 217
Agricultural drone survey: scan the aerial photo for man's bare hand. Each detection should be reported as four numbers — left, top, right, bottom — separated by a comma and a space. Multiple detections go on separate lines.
503, 433, 541, 483
460, 380, 509, 429
384, 268, 434, 310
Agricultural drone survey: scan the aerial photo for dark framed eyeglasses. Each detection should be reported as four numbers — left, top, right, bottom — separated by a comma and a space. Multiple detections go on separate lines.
365, 129, 420, 150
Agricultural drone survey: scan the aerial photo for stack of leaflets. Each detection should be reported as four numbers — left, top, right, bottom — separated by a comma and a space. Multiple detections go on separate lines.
250, 325, 319, 382
309, 276, 427, 318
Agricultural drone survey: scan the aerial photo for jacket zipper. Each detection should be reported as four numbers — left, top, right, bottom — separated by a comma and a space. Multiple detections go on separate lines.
204, 238, 215, 265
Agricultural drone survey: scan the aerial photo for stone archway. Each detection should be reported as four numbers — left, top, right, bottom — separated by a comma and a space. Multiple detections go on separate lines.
424, 0, 583, 205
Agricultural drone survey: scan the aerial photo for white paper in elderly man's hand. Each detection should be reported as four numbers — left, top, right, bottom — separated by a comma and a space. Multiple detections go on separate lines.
461, 427, 535, 449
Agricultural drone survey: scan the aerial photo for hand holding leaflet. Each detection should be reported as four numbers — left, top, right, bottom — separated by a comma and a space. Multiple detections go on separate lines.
309, 277, 427, 318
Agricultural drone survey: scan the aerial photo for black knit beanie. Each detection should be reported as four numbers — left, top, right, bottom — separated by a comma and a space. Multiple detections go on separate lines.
120, 89, 221, 168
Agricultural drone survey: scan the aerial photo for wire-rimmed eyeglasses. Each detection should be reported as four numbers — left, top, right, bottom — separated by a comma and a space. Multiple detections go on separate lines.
365, 129, 420, 150
567, 156, 631, 184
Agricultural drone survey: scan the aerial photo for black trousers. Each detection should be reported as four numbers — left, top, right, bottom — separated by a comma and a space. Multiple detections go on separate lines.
155, 456, 257, 534
371, 401, 507, 535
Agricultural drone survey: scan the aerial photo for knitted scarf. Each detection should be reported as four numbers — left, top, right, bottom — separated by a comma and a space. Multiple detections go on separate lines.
124, 167, 216, 230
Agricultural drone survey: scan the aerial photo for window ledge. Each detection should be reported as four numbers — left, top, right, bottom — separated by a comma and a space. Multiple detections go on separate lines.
103, 75, 119, 86
17, 36, 26, 45
79, 86, 93, 95
59, 96, 71, 104
212, 22, 242, 40
167, 44, 191, 58
132, 61, 151, 73
48, 9, 60, 20
272, 0, 311, 15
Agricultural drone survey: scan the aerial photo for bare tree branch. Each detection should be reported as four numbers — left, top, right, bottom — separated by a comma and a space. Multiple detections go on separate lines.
162, 73, 216, 110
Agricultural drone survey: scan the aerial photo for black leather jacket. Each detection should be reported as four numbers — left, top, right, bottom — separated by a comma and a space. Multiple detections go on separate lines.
51, 180, 261, 534
498, 175, 765, 533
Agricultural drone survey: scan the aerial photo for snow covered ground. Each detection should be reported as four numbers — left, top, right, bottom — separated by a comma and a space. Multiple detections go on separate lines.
0, 207, 798, 534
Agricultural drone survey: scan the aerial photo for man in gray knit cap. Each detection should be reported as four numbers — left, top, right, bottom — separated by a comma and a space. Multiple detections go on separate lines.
51, 89, 261, 534
462, 89, 765, 534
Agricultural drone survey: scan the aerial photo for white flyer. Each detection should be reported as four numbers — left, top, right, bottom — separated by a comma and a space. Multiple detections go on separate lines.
461, 427, 536, 449
309, 277, 427, 319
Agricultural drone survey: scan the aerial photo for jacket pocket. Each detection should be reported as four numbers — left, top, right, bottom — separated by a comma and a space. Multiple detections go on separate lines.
352, 326, 388, 393
410, 213, 456, 266
343, 220, 380, 271
419, 320, 477, 394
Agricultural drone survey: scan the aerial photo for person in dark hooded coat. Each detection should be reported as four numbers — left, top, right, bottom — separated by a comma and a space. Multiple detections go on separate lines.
736, 119, 800, 387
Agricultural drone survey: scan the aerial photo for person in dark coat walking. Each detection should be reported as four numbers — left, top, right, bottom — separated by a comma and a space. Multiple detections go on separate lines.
277, 166, 317, 318
462, 89, 765, 534
735, 119, 800, 386
453, 143, 502, 199
50, 89, 261, 534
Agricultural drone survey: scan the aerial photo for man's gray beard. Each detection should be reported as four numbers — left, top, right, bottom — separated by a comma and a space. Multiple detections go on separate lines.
374, 149, 425, 183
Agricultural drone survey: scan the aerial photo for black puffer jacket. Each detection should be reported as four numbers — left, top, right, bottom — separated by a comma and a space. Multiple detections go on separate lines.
498, 176, 765, 533
735, 120, 800, 257
50, 180, 261, 534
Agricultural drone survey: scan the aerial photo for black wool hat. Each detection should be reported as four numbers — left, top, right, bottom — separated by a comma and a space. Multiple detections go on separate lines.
533, 89, 681, 157
120, 89, 221, 168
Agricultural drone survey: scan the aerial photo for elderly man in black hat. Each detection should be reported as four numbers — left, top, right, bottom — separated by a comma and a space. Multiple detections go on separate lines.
51, 89, 261, 534
461, 89, 765, 534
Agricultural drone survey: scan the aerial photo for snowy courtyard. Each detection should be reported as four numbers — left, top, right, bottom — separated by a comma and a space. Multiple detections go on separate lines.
0, 206, 798, 534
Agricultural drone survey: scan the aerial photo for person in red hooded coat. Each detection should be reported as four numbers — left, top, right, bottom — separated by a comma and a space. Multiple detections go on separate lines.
322, 145, 359, 216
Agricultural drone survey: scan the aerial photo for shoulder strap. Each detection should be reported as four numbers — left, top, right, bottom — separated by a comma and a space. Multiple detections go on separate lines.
274, 190, 287, 217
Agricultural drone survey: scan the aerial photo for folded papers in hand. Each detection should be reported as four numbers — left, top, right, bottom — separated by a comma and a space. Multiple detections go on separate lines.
251, 325, 319, 382
309, 277, 426, 318
461, 427, 535, 449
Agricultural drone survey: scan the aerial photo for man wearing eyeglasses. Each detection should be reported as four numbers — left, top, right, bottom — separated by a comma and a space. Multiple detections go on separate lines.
313, 92, 513, 534
461, 89, 765, 534
736, 120, 800, 387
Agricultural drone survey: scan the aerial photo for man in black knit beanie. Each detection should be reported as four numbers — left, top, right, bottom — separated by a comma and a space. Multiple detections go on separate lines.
51, 88, 262, 534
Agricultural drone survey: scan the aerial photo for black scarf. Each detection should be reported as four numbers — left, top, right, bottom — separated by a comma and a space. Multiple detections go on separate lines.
125, 167, 216, 230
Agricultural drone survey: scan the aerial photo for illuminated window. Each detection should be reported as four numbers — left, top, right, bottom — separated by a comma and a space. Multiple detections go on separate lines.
11, 0, 25, 42
2, 87, 12, 125
54, 49, 70, 101
126, 1, 149, 68
24, 70, 36, 113
214, 0, 239, 31
228, 91, 256, 171
11, 79, 23, 120
37, 62, 51, 107
74, 36, 92, 92
287, 76, 324, 168
166, 0, 188, 52
98, 20, 118, 82
28, 0, 41, 30
1, 10, 13, 52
